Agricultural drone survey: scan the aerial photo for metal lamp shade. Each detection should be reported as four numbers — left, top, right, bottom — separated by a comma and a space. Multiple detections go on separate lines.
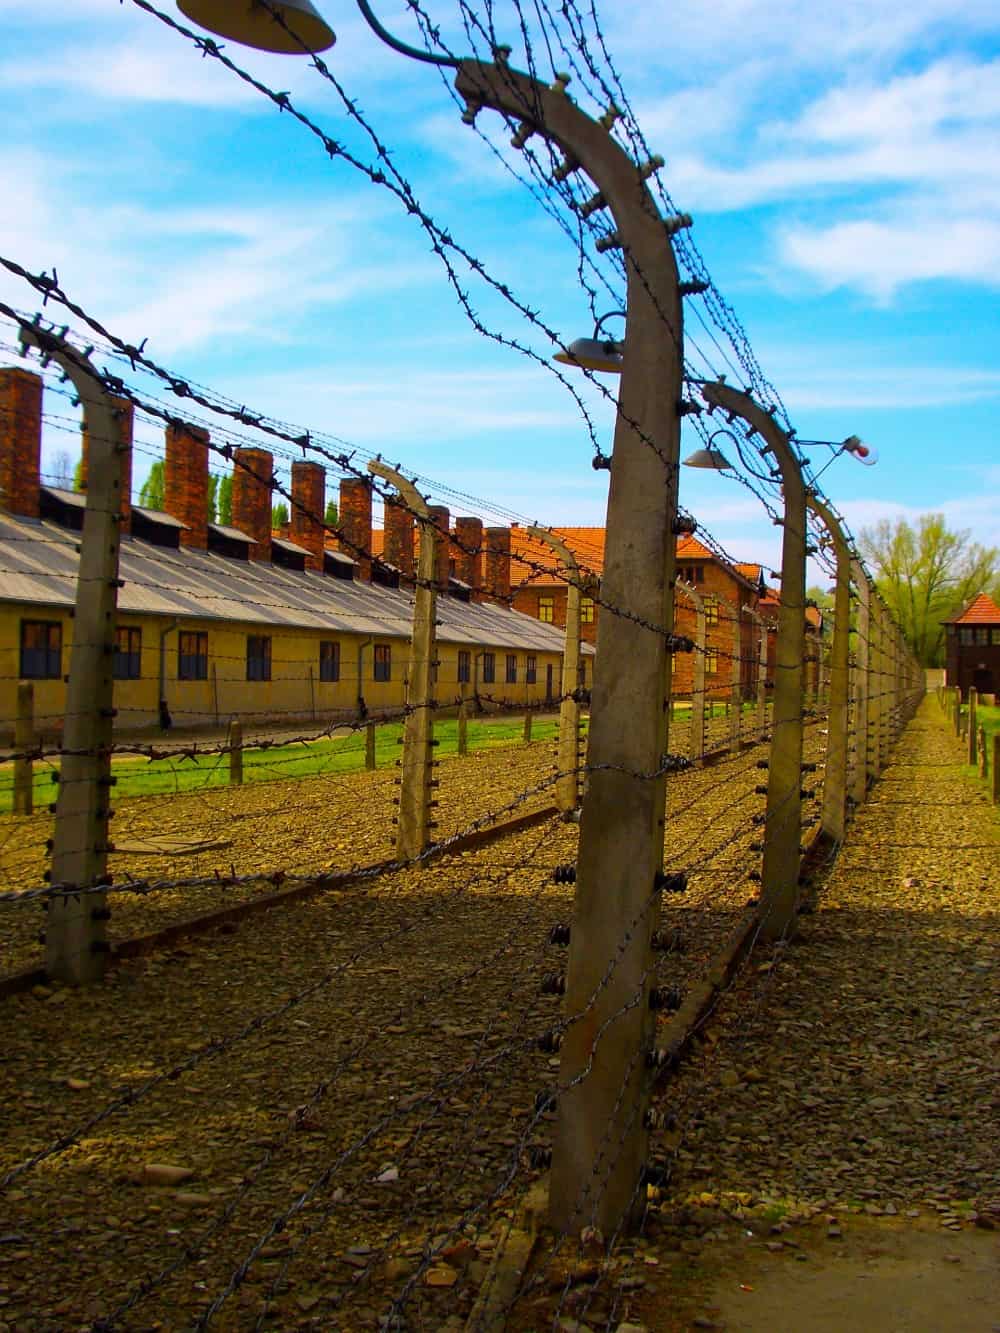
682, 446, 733, 471
176, 0, 335, 53
553, 337, 624, 375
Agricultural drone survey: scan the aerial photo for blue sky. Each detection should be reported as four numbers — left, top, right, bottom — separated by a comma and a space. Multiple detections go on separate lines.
1, 0, 998, 577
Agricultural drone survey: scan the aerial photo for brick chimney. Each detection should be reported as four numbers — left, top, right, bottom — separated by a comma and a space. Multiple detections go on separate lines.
383, 494, 414, 578
453, 516, 484, 600
0, 367, 42, 518
428, 505, 451, 593
290, 461, 325, 571
164, 421, 210, 549
232, 447, 274, 562
484, 526, 512, 605
81, 395, 133, 534
339, 477, 372, 580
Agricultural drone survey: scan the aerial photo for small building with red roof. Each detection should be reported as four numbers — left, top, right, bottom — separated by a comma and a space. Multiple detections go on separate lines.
942, 593, 1000, 697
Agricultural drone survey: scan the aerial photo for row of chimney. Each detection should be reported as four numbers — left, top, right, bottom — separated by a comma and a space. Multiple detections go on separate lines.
0, 365, 513, 603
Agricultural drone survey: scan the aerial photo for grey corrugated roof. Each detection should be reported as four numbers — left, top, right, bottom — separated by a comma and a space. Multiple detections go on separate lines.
132, 504, 187, 529
272, 535, 312, 557
208, 522, 255, 544
0, 511, 592, 655
40, 485, 85, 509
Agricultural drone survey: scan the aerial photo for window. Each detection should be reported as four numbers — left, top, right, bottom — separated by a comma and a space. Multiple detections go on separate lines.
992, 629, 1000, 646
704, 597, 720, 627
374, 644, 391, 682
525, 656, 537, 685
20, 620, 61, 679
178, 631, 208, 681
458, 649, 471, 684
705, 648, 719, 675
505, 654, 517, 684
482, 652, 495, 684
114, 626, 141, 680
975, 626, 990, 645
319, 640, 340, 683
959, 627, 974, 645
581, 597, 595, 624
684, 564, 705, 584
538, 595, 555, 624
246, 635, 271, 682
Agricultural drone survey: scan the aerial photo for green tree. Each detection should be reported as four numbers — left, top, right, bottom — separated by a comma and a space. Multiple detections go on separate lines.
272, 501, 289, 529
217, 474, 233, 525
806, 584, 835, 614
207, 473, 218, 523
72, 457, 85, 493
139, 460, 165, 510
859, 514, 998, 666
324, 499, 338, 527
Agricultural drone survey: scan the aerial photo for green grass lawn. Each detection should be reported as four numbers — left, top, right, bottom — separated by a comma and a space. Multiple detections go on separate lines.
0, 714, 572, 813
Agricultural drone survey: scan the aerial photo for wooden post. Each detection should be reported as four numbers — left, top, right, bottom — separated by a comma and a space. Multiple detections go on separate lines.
229, 718, 243, 786
527, 526, 581, 812
31, 330, 125, 984
369, 462, 436, 861
211, 663, 220, 726
968, 688, 978, 765
993, 733, 999, 805
523, 711, 533, 744
308, 664, 316, 721
676, 581, 705, 762
457, 697, 468, 757
808, 495, 850, 843
702, 383, 805, 942
365, 720, 376, 770
13, 681, 35, 816
977, 725, 987, 779
748, 605, 767, 738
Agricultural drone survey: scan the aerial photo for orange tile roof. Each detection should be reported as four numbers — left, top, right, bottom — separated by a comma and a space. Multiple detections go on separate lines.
510, 525, 606, 587
943, 591, 1000, 625
675, 534, 715, 562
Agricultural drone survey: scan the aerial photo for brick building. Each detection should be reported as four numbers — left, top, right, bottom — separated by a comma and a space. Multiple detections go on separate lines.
942, 593, 1000, 698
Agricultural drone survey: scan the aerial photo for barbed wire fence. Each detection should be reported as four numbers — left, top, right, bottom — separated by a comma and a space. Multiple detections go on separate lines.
0, 1, 927, 1325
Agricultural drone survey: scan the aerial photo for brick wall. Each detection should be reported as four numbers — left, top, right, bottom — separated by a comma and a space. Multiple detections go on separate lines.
290, 461, 325, 571
428, 505, 451, 592
0, 367, 42, 518
164, 421, 210, 549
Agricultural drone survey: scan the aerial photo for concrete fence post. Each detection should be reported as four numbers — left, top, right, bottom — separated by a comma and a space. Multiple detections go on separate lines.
27, 329, 126, 984
369, 462, 437, 861
457, 697, 468, 757
747, 605, 768, 739
977, 724, 987, 779
523, 711, 533, 744
702, 382, 805, 941
229, 719, 243, 786
13, 681, 35, 816
676, 580, 705, 762
851, 565, 870, 808
993, 733, 1000, 805
728, 597, 742, 752
807, 495, 851, 843
526, 526, 581, 813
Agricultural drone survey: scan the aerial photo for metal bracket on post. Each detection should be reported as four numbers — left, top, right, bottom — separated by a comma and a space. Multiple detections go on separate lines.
527, 525, 581, 812
807, 496, 851, 843
22, 327, 126, 984
453, 56, 683, 1237
700, 381, 805, 943
368, 462, 437, 861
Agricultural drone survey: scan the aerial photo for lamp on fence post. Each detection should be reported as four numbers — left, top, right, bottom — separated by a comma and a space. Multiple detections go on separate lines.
690, 383, 805, 940
19, 325, 127, 984
526, 526, 582, 813
675, 581, 706, 763
805, 494, 851, 844
182, 0, 688, 1238
367, 462, 438, 861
